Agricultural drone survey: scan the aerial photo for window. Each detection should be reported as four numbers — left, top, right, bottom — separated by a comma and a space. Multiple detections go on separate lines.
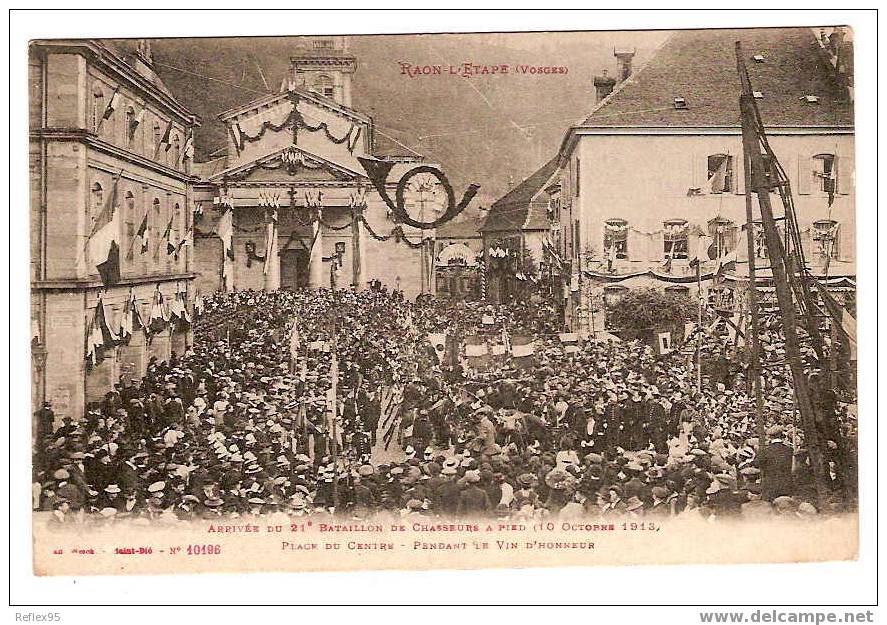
707, 217, 737, 255
706, 154, 734, 193
812, 219, 840, 259
92, 86, 105, 132
152, 198, 161, 262
313, 39, 335, 50
812, 153, 837, 194
314, 74, 334, 99
124, 191, 136, 261
663, 219, 689, 259
124, 107, 136, 146
604, 218, 629, 260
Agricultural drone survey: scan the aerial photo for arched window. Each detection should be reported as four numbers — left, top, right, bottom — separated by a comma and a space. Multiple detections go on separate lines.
171, 135, 181, 168
314, 74, 334, 99
124, 191, 136, 261
124, 107, 136, 146
92, 85, 105, 132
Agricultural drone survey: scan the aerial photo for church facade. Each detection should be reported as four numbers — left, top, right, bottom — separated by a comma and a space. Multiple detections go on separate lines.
192, 37, 436, 298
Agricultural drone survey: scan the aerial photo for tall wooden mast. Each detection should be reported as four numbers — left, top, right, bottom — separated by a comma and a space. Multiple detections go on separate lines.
735, 42, 832, 507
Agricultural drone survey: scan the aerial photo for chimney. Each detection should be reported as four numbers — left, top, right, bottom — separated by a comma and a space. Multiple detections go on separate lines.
614, 48, 636, 82
593, 69, 617, 103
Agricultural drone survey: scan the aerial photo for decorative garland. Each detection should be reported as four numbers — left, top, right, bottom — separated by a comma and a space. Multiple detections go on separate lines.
231, 93, 361, 155
358, 213, 431, 250
317, 214, 354, 231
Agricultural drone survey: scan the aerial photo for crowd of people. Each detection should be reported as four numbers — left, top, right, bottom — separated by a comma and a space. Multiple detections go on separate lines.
33, 285, 857, 525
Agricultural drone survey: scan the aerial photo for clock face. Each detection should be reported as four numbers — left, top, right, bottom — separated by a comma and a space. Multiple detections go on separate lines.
401, 170, 447, 224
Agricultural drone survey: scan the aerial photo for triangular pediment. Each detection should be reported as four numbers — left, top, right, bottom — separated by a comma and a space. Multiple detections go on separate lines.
207, 146, 365, 184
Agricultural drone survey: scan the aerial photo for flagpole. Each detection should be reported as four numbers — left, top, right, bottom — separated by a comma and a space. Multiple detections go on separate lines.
696, 259, 702, 393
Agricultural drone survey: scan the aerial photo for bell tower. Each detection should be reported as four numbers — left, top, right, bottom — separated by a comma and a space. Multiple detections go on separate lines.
284, 35, 356, 108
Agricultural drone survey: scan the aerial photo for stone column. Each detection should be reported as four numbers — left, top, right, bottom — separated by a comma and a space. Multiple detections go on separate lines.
308, 206, 325, 289
263, 209, 280, 292
350, 194, 365, 290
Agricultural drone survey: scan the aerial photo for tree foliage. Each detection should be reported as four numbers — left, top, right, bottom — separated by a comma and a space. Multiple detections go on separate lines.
606, 288, 695, 341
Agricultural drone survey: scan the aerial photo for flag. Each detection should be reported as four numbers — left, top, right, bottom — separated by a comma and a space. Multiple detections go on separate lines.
465, 343, 488, 357
131, 107, 145, 129
160, 216, 175, 255
218, 206, 234, 260
159, 119, 173, 153
102, 87, 121, 120
511, 337, 536, 358
173, 228, 191, 261
119, 291, 135, 340
182, 133, 195, 164
149, 288, 168, 333
85, 310, 106, 367
87, 170, 122, 286
96, 241, 121, 287
134, 212, 149, 255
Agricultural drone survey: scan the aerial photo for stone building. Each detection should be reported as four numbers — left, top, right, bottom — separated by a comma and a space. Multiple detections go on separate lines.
191, 36, 435, 298
550, 27, 855, 330
480, 156, 559, 303
29, 39, 200, 422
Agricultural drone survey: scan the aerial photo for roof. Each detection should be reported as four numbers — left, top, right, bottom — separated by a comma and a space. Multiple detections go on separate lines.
480, 157, 559, 233
582, 27, 853, 128
191, 156, 229, 179
436, 219, 483, 239
217, 85, 370, 125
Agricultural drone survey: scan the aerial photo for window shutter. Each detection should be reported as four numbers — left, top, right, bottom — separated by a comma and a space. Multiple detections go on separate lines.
837, 151, 852, 195
796, 154, 811, 195
733, 152, 745, 195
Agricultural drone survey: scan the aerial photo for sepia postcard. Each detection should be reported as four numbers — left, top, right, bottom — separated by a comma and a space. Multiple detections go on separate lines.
27, 24, 859, 577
